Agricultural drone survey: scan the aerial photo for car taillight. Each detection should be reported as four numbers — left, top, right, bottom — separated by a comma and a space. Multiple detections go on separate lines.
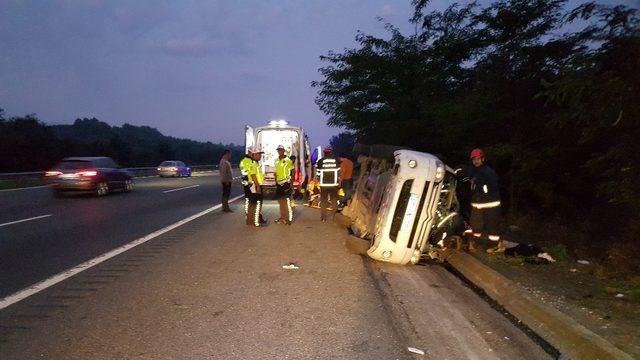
76, 170, 98, 177
45, 171, 62, 177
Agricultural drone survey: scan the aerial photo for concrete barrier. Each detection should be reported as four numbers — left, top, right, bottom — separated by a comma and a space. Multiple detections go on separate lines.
443, 250, 633, 360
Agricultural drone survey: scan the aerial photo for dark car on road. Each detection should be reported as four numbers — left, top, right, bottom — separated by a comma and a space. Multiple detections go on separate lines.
45, 157, 133, 197
157, 161, 192, 177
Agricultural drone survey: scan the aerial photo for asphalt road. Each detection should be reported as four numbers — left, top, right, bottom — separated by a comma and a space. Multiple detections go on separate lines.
0, 202, 550, 359
0, 172, 241, 298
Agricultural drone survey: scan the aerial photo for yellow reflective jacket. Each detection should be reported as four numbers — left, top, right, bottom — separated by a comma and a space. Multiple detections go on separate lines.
275, 156, 294, 182
239, 156, 254, 183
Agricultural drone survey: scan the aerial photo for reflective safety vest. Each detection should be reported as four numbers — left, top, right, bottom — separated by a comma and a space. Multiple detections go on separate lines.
251, 160, 265, 185
317, 157, 340, 187
239, 156, 254, 185
275, 157, 294, 184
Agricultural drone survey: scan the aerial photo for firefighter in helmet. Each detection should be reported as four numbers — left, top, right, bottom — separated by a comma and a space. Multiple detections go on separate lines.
464, 148, 504, 253
316, 146, 340, 222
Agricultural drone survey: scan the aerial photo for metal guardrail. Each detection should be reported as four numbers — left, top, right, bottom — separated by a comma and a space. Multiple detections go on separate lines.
0, 164, 234, 190
124, 165, 219, 177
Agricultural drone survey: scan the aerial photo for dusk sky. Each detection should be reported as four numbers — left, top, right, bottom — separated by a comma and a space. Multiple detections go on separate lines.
1, 0, 636, 147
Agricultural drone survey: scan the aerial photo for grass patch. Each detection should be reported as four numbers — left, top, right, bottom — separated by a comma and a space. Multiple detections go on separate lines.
542, 243, 569, 262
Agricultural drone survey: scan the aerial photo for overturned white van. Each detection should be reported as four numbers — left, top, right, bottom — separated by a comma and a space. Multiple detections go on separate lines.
343, 145, 460, 265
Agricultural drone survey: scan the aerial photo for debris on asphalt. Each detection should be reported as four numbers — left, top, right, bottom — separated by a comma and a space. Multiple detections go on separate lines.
282, 263, 300, 270
577, 259, 590, 265
407, 347, 425, 355
570, 268, 577, 272
615, 293, 624, 298
504, 336, 510, 340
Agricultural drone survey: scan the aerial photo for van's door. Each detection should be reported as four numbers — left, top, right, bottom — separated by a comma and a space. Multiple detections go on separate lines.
244, 125, 255, 152
302, 136, 311, 185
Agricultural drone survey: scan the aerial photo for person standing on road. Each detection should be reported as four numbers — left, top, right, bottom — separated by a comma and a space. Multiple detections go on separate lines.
219, 149, 233, 212
466, 148, 503, 253
289, 155, 300, 201
246, 149, 266, 227
274, 145, 294, 225
240, 149, 255, 215
316, 147, 340, 222
338, 153, 354, 205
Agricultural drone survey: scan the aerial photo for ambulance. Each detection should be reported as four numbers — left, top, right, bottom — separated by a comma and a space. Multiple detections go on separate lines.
244, 120, 312, 193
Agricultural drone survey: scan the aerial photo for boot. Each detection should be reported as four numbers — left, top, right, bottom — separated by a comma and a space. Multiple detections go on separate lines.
486, 240, 505, 254
455, 236, 463, 251
467, 240, 476, 252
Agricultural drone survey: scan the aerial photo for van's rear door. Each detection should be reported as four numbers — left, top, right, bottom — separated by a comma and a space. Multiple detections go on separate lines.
244, 125, 255, 152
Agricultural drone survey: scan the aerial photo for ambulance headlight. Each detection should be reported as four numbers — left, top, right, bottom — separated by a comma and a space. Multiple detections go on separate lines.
408, 160, 417, 168
435, 161, 445, 182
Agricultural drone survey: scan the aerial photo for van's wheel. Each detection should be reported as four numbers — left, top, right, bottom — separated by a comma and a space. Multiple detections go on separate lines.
96, 182, 109, 196
124, 180, 133, 192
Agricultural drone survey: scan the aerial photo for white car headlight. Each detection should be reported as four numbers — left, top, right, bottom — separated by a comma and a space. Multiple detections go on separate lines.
435, 160, 445, 182
408, 160, 417, 168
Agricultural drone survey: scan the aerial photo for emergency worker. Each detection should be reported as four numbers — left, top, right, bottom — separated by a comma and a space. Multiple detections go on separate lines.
316, 147, 340, 222
466, 148, 503, 253
246, 149, 266, 227
275, 145, 294, 225
338, 153, 354, 205
239, 149, 255, 215
219, 149, 233, 212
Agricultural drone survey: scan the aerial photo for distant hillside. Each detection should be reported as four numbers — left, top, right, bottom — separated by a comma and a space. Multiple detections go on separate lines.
0, 111, 243, 172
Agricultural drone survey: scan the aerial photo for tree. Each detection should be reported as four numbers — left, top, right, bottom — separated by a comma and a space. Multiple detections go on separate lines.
313, 0, 640, 266
329, 132, 357, 159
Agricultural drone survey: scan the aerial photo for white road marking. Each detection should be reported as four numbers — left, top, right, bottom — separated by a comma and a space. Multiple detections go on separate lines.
0, 195, 244, 311
0, 214, 52, 228
0, 172, 222, 191
0, 185, 48, 193
163, 184, 201, 193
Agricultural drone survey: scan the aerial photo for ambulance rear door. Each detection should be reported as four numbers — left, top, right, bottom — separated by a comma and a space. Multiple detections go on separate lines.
244, 125, 255, 152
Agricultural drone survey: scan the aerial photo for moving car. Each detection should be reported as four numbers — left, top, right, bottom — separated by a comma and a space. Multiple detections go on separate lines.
45, 157, 133, 197
157, 161, 191, 177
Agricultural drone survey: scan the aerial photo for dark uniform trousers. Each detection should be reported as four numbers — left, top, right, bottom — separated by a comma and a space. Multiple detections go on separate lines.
470, 205, 501, 240
222, 182, 232, 210
276, 182, 293, 222
320, 186, 339, 221
243, 184, 251, 214
247, 191, 263, 226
